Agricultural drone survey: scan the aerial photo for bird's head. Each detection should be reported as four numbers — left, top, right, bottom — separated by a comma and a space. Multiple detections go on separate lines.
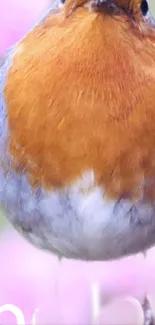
64, 0, 154, 28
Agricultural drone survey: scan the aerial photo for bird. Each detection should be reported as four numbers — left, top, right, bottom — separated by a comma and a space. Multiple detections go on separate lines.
0, 0, 155, 261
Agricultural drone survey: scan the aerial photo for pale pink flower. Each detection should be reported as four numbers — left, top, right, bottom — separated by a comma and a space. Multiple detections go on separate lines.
0, 226, 154, 324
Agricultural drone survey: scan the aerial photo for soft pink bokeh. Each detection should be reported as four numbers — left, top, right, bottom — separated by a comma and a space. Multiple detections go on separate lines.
1, 1, 155, 323
0, 226, 154, 324
0, 0, 51, 54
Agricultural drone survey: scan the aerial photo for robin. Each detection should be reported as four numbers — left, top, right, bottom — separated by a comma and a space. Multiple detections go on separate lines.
0, 0, 155, 261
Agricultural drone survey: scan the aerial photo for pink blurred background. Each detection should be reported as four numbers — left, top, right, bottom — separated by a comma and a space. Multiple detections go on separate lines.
0, 0, 51, 55
0, 0, 155, 324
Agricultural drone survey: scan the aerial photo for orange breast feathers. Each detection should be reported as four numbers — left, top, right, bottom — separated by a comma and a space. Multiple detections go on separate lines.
4, 0, 155, 200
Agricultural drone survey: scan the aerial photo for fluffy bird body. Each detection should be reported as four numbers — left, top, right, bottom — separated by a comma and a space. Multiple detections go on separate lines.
1, 0, 155, 260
